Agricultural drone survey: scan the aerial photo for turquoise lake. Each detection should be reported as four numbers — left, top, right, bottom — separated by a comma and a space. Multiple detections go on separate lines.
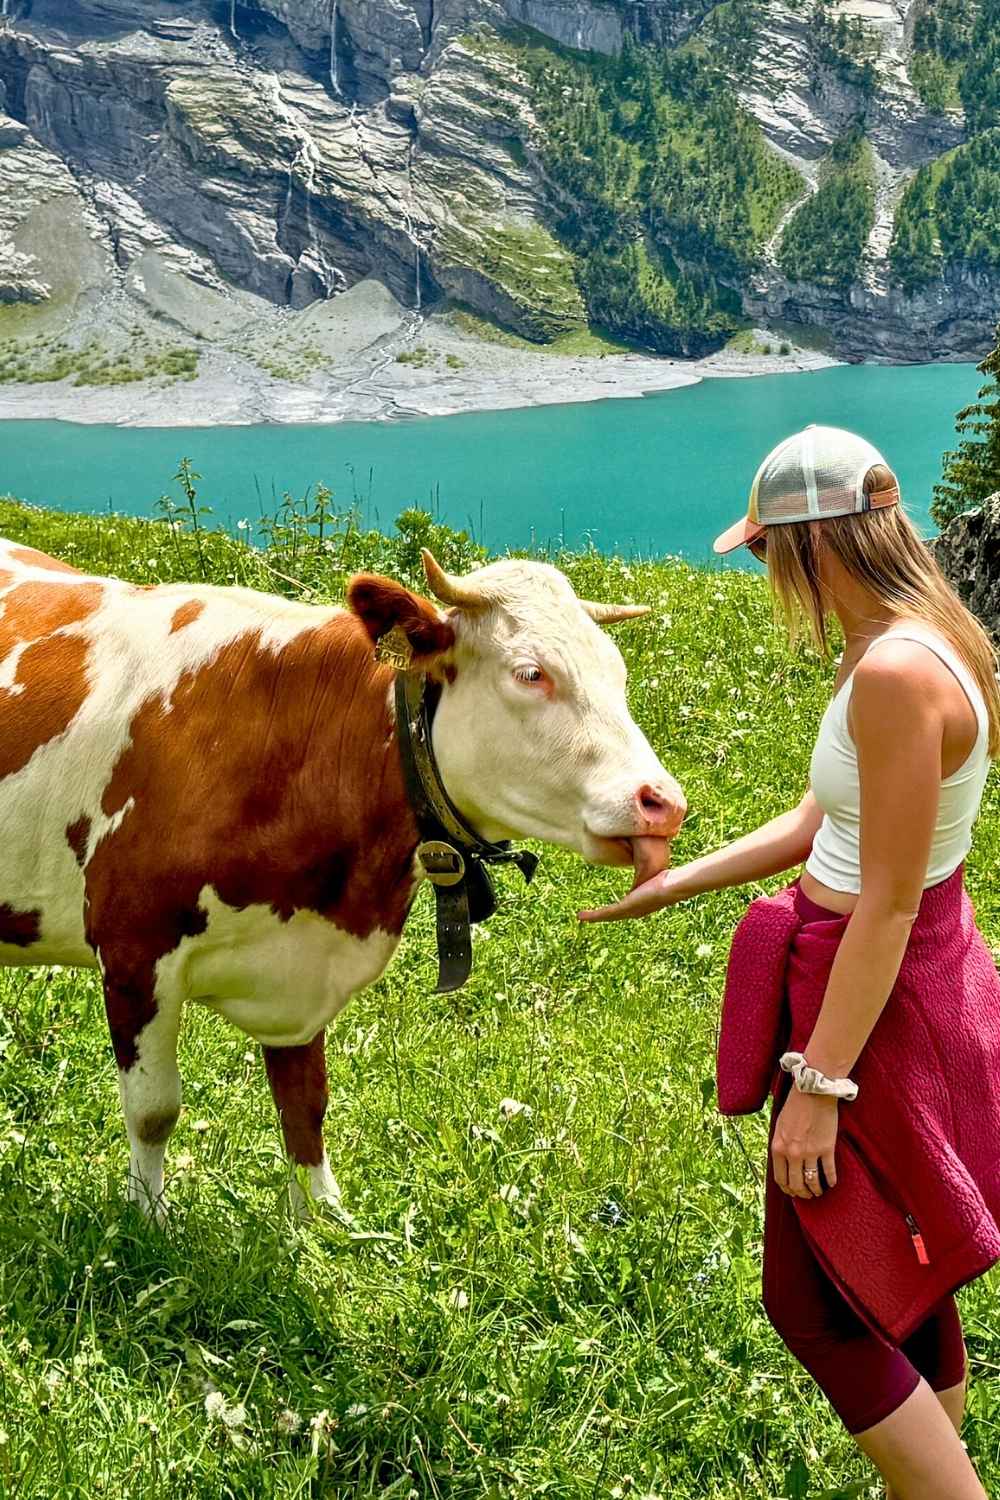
0, 362, 984, 561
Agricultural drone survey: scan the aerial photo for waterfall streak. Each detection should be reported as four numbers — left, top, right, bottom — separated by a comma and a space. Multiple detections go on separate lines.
330, 0, 342, 97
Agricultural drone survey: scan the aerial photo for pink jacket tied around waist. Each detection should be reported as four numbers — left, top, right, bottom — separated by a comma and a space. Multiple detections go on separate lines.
717, 867, 1000, 1344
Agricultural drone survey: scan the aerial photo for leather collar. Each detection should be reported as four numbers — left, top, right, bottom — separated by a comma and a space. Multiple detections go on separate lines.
394, 669, 538, 992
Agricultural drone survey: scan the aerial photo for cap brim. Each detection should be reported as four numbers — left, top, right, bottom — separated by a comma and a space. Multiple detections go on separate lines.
713, 516, 765, 555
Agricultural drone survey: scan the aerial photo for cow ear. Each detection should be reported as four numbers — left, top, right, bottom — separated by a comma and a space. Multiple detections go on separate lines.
347, 574, 456, 664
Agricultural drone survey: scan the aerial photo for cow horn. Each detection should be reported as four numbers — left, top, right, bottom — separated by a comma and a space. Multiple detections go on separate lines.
421, 549, 488, 610
580, 600, 651, 624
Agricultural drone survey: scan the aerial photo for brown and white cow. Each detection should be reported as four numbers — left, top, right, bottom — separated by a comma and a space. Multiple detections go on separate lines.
0, 539, 684, 1218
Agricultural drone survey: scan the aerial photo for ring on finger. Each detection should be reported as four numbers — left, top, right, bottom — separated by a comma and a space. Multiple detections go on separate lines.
803, 1167, 818, 1182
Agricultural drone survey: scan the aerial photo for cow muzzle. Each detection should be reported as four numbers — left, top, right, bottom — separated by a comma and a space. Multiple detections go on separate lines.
581, 775, 686, 879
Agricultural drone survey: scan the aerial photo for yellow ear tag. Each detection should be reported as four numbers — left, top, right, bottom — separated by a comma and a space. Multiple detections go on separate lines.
374, 623, 414, 671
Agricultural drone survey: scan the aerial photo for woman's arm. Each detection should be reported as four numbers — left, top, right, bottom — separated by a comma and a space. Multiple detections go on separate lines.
771, 644, 943, 1200
579, 791, 824, 922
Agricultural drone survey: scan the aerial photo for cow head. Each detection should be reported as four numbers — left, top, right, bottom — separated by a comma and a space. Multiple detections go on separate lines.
348, 551, 685, 881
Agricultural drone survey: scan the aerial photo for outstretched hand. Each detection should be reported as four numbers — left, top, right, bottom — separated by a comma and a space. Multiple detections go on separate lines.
579, 868, 687, 923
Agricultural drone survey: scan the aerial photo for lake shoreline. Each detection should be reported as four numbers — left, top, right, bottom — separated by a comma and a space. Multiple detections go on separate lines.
0, 363, 977, 560
0, 291, 841, 429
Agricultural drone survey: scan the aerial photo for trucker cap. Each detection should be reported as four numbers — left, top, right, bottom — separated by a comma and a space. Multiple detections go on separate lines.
713, 424, 901, 555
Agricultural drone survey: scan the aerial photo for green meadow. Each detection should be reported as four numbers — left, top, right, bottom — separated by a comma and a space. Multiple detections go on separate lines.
0, 485, 998, 1500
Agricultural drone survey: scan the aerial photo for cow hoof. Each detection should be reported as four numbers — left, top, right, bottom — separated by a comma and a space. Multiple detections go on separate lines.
287, 1178, 356, 1228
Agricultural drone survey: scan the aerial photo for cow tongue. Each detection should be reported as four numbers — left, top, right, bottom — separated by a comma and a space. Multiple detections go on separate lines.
629, 835, 670, 890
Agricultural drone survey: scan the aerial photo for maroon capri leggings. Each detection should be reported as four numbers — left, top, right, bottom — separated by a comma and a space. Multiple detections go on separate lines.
761, 887, 967, 1436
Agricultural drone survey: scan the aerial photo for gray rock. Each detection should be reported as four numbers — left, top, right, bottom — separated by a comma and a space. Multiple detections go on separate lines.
934, 496, 1000, 640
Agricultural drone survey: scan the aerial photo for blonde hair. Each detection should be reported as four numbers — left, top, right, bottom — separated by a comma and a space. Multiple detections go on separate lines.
764, 465, 1000, 756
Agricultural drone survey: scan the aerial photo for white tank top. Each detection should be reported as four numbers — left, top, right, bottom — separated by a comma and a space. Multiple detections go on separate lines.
806, 625, 992, 894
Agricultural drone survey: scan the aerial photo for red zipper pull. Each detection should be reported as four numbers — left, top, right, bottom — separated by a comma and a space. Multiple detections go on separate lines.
906, 1214, 930, 1265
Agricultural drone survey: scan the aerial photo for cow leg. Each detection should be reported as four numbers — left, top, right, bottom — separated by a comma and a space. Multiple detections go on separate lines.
262, 1031, 342, 1215
103, 978, 181, 1223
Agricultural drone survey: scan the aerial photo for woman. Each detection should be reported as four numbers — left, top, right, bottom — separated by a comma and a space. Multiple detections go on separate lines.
581, 425, 1000, 1500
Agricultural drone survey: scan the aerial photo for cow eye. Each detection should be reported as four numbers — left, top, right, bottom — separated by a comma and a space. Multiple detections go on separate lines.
513, 665, 546, 687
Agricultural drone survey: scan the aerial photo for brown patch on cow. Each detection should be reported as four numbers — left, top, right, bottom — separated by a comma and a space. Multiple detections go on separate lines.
0, 634, 92, 781
10, 546, 81, 575
0, 581, 103, 661
263, 1032, 328, 1165
170, 599, 205, 634
66, 815, 91, 868
0, 903, 41, 947
0, 582, 101, 782
135, 1108, 180, 1146
0, 569, 15, 590
444, 663, 458, 686
347, 574, 455, 660
86, 610, 423, 1070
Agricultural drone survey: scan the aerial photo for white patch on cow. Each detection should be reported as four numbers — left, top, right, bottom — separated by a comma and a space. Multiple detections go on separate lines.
0, 641, 29, 691
157, 886, 400, 1046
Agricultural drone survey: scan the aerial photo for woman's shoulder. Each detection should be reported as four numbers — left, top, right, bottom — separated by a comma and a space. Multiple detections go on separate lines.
852, 627, 970, 720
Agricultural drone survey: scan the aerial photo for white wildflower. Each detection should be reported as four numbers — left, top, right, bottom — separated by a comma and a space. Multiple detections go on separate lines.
204, 1391, 226, 1422
344, 1403, 369, 1419
695, 943, 713, 959
191, 1119, 211, 1133
447, 1287, 469, 1311
276, 1408, 302, 1435
237, 518, 251, 531
498, 1183, 520, 1204
498, 1097, 532, 1121
222, 1403, 246, 1432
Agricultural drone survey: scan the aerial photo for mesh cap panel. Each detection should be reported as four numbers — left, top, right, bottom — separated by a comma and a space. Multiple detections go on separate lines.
714, 424, 900, 553
754, 426, 893, 526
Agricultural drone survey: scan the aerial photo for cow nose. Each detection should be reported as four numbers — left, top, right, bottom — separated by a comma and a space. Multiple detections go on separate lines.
635, 782, 687, 838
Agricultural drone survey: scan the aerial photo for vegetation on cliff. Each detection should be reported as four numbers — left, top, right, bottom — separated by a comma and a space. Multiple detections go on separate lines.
807, 0, 881, 95
960, 0, 1000, 134
520, 32, 799, 354
1, 484, 999, 1497
890, 131, 1000, 291
934, 333, 1000, 522
778, 128, 874, 288
909, 0, 976, 111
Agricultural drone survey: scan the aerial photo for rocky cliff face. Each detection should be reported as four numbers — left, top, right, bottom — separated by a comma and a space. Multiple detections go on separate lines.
934, 494, 1000, 640
0, 0, 995, 373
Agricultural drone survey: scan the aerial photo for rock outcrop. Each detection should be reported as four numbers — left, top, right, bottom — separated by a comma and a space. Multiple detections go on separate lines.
934, 495, 1000, 640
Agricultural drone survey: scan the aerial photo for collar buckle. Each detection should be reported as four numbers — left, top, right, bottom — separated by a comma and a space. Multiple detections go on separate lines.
417, 840, 467, 887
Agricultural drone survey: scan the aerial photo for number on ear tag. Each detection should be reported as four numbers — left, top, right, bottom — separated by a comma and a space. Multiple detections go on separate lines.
375, 624, 413, 670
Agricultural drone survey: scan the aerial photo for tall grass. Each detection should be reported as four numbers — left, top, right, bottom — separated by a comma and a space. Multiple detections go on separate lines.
0, 489, 998, 1499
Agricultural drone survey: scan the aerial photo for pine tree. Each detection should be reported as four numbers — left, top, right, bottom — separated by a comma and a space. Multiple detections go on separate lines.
933, 336, 1000, 523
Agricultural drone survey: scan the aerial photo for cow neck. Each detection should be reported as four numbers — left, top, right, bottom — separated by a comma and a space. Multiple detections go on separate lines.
393, 669, 538, 993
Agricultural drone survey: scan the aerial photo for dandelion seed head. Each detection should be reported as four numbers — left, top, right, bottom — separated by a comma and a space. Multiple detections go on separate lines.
204, 1391, 226, 1421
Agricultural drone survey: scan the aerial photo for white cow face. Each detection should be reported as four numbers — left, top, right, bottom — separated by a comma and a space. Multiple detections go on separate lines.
422, 552, 686, 873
